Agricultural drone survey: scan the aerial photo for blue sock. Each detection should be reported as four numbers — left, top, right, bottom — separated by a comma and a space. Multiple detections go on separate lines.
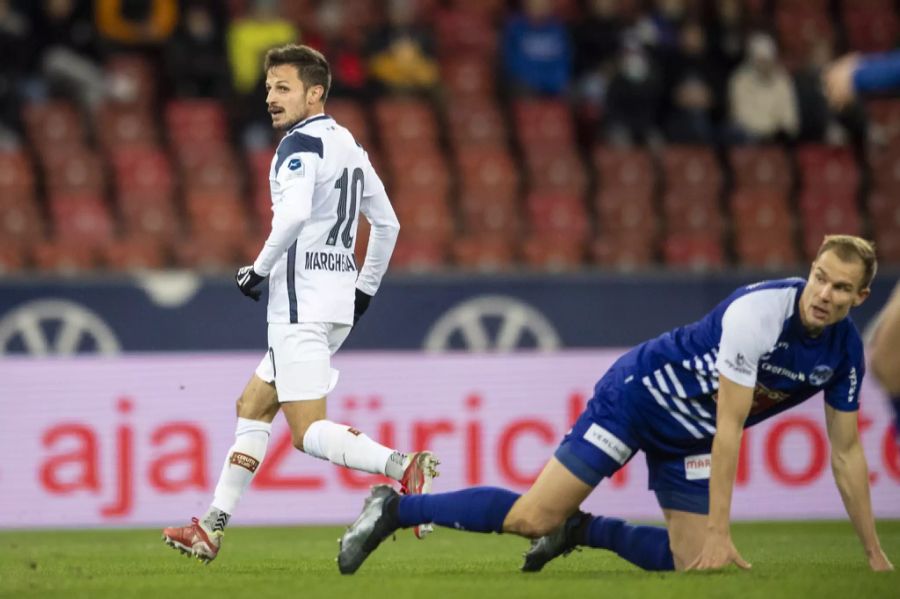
394, 487, 519, 533
580, 515, 675, 571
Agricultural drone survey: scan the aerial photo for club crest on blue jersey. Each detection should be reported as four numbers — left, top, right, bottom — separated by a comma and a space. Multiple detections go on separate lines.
809, 365, 834, 386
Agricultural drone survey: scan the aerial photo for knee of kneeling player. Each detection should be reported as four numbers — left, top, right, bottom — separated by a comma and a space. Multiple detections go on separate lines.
505, 510, 565, 538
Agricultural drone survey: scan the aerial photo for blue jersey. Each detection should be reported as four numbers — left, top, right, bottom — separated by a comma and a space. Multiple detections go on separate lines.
596, 278, 865, 451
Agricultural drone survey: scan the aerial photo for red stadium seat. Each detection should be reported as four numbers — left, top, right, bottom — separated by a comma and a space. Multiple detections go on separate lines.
386, 150, 451, 198
521, 236, 585, 271
734, 229, 799, 269
374, 98, 439, 150
593, 146, 656, 195
868, 188, 900, 232
433, 7, 498, 58
872, 226, 900, 264
867, 99, 900, 144
524, 148, 588, 196
446, 98, 507, 148
354, 218, 370, 269
184, 192, 248, 239
0, 150, 35, 195
0, 191, 44, 244
730, 189, 794, 231
593, 188, 657, 236
327, 99, 372, 148
0, 242, 26, 272
102, 237, 168, 270
117, 189, 180, 242
524, 192, 590, 242
591, 232, 656, 270
31, 240, 97, 272
795, 145, 860, 198
513, 99, 575, 149
662, 191, 724, 235
775, 8, 834, 69
441, 56, 495, 100
173, 236, 238, 270
729, 146, 792, 193
111, 146, 175, 193
662, 233, 724, 270
798, 193, 862, 259
178, 147, 243, 195
392, 192, 454, 245
48, 193, 115, 247
459, 191, 520, 239
22, 100, 86, 151
41, 149, 106, 195
457, 146, 519, 202
165, 99, 229, 149
389, 236, 448, 271
95, 102, 158, 150
660, 146, 723, 196
452, 235, 515, 271
868, 142, 900, 192
844, 7, 900, 53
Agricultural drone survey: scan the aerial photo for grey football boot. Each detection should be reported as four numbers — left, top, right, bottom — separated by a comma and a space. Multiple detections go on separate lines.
521, 511, 588, 572
338, 484, 402, 574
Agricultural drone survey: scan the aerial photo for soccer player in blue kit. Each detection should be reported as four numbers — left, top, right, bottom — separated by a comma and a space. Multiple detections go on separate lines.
337, 235, 894, 574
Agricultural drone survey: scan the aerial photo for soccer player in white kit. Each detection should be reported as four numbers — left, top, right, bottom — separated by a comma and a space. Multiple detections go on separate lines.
163, 44, 438, 562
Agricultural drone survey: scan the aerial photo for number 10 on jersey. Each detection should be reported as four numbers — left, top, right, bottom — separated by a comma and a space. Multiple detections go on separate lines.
327, 167, 364, 249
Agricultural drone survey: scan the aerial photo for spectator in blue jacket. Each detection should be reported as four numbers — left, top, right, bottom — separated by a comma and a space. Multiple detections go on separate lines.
501, 0, 572, 97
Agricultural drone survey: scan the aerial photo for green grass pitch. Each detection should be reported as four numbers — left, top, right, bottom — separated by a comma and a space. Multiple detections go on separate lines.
1, 521, 898, 599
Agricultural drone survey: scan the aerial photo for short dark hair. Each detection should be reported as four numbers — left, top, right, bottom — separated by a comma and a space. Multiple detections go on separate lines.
264, 44, 331, 101
815, 234, 878, 290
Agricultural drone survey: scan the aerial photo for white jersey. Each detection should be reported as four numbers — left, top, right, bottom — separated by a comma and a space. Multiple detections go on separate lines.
252, 113, 399, 324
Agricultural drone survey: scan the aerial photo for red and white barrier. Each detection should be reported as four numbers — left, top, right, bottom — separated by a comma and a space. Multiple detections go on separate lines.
2, 352, 898, 527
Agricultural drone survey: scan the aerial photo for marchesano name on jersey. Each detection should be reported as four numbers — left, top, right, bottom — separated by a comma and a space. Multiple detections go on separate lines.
304, 251, 357, 272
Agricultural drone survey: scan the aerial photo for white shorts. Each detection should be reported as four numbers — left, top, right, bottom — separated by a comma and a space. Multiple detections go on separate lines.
255, 322, 352, 402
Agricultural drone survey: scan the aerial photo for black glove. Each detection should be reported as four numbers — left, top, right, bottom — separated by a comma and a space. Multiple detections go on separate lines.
354, 288, 373, 324
235, 265, 265, 301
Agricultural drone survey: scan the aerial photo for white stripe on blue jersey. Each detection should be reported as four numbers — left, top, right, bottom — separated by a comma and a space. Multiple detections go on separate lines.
606, 278, 866, 444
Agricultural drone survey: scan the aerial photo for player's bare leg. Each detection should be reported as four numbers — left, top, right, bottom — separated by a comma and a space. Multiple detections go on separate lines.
869, 283, 900, 440
281, 398, 440, 538
502, 458, 593, 538
662, 508, 707, 570
520, 461, 677, 573
162, 375, 278, 562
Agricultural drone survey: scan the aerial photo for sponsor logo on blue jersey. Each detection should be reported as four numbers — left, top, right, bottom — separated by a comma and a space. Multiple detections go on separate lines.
809, 365, 834, 386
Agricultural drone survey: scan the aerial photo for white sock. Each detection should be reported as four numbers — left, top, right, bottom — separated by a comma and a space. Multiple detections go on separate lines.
302, 419, 406, 479
206, 418, 272, 524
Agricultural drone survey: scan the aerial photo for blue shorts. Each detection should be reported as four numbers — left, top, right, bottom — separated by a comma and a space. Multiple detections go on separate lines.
554, 378, 712, 514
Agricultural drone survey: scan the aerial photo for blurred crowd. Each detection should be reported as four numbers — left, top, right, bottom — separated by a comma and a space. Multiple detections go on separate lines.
1, 0, 899, 273
0, 0, 889, 150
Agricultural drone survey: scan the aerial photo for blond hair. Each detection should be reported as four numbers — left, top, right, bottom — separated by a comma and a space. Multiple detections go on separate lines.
815, 235, 877, 289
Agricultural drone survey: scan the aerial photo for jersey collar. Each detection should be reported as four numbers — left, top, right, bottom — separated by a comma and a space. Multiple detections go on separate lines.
287, 113, 332, 134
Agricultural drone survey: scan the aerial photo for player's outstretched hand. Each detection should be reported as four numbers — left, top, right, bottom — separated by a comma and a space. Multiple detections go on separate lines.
235, 265, 266, 301
823, 53, 860, 110
687, 532, 752, 571
868, 547, 894, 572
353, 288, 372, 325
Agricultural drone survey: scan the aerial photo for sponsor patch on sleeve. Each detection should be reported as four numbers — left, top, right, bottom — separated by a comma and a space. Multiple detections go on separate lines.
583, 424, 633, 465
